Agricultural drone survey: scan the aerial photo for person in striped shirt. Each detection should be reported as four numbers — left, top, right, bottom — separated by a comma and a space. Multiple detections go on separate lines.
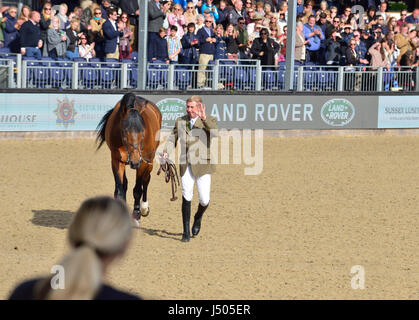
167, 25, 182, 63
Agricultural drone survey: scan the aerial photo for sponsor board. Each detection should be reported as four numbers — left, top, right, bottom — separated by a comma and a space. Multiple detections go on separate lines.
378, 96, 419, 128
0, 93, 379, 131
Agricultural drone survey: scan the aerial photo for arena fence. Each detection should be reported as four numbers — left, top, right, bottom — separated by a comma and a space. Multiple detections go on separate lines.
1, 53, 418, 92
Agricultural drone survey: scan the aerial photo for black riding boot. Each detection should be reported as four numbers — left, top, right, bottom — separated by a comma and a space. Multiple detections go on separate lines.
192, 202, 209, 236
181, 197, 191, 242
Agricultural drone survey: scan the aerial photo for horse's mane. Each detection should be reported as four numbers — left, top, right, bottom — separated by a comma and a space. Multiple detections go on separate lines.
96, 93, 146, 150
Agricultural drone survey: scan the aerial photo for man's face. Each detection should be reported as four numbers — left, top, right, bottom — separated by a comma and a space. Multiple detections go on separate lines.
170, 29, 177, 37
308, 17, 315, 27
32, 12, 41, 23
414, 9, 419, 18
235, 0, 243, 10
186, 101, 200, 119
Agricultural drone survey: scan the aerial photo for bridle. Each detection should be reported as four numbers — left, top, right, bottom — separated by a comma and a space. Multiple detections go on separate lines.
122, 132, 154, 165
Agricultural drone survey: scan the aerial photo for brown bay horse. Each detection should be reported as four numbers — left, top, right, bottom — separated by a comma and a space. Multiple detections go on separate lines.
96, 92, 162, 221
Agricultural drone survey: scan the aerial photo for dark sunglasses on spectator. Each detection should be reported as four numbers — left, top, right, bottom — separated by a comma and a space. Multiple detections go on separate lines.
260, 32, 268, 35
45, 8, 51, 11
188, 6, 194, 9
205, 20, 212, 23
238, 21, 244, 24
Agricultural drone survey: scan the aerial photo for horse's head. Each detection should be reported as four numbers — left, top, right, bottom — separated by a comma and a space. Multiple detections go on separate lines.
120, 94, 146, 170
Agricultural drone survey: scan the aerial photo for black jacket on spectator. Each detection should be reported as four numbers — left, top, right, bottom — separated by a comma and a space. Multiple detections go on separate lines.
149, 35, 169, 62
325, 37, 344, 65
345, 47, 360, 66
197, 27, 217, 55
66, 28, 79, 53
250, 37, 280, 66
19, 20, 41, 48
180, 32, 199, 64
3, 13, 20, 52
225, 35, 240, 54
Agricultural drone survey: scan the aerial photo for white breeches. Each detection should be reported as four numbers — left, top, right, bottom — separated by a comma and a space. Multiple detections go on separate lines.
181, 165, 211, 206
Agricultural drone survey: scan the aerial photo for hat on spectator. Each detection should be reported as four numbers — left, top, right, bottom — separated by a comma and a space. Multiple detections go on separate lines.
362, 29, 370, 35
344, 24, 352, 30
409, 26, 417, 32
203, 8, 211, 14
253, 13, 263, 20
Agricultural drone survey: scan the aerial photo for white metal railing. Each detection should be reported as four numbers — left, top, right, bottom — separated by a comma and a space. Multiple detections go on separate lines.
1, 54, 418, 92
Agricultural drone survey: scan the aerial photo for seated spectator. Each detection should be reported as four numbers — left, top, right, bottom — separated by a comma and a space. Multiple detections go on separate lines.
302, 0, 314, 24
180, 22, 199, 64
19, 11, 43, 59
9, 196, 141, 300
405, 8, 419, 25
102, 8, 123, 60
46, 16, 69, 58
250, 27, 279, 66
78, 33, 96, 59
1, 6, 20, 52
57, 3, 69, 30
167, 25, 182, 63
149, 27, 169, 63
247, 13, 263, 36
40, 2, 52, 56
201, 0, 219, 21
297, 0, 304, 16
184, 2, 198, 25
118, 13, 134, 60
66, 18, 83, 59
386, 16, 398, 34
214, 24, 227, 60
303, 15, 324, 64
363, 6, 378, 31
168, 3, 186, 38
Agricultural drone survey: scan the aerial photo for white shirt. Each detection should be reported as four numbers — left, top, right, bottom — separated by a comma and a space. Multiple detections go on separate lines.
110, 19, 119, 44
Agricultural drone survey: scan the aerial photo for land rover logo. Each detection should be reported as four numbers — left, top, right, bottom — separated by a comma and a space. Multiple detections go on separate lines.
321, 99, 355, 126
156, 98, 186, 129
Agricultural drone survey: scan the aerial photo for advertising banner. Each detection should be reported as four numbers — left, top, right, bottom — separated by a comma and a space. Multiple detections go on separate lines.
378, 96, 419, 128
0, 93, 380, 131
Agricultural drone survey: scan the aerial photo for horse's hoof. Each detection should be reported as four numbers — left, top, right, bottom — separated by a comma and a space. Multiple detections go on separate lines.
132, 210, 141, 221
132, 218, 140, 228
181, 233, 190, 242
141, 207, 150, 217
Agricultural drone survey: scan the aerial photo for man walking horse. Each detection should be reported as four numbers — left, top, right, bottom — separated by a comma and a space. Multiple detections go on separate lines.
163, 95, 218, 242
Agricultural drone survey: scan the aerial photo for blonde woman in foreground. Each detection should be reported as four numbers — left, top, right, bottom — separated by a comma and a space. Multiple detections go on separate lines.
9, 196, 141, 300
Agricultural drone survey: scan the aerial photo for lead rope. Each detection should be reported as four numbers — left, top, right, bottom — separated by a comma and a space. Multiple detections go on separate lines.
157, 154, 180, 201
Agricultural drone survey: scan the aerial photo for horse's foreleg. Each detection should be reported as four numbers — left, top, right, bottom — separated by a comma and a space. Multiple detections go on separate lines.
112, 159, 127, 202
140, 165, 152, 217
132, 166, 144, 220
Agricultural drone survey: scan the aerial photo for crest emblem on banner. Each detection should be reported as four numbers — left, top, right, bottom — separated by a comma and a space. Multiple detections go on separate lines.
54, 97, 77, 128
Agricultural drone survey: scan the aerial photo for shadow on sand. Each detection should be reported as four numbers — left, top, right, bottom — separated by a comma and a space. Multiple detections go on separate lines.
140, 227, 183, 241
31, 210, 75, 230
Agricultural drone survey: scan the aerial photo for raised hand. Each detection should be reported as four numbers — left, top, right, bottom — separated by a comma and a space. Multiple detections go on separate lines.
197, 103, 206, 121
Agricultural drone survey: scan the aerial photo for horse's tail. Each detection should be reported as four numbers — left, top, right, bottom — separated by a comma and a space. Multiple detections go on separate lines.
96, 108, 113, 150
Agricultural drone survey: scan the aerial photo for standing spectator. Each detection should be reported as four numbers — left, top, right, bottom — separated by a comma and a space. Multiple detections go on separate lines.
9, 196, 141, 300
180, 22, 199, 64
297, 0, 304, 15
148, 0, 169, 60
78, 33, 96, 59
102, 8, 123, 60
228, 0, 246, 26
0, 5, 6, 48
90, 6, 106, 58
316, 1, 330, 21
295, 21, 308, 64
214, 24, 227, 60
65, 18, 83, 59
340, 6, 352, 24
225, 23, 240, 60
197, 15, 217, 87
184, 2, 198, 25
100, 0, 112, 20
149, 27, 169, 63
40, 2, 52, 56
327, 16, 341, 37
303, 15, 325, 64
118, 13, 133, 60
19, 5, 31, 23
195, 14, 205, 33
325, 28, 344, 65
2, 6, 19, 53
216, 0, 228, 28
167, 25, 182, 63
236, 17, 249, 59
395, 24, 414, 65
247, 13, 263, 36
405, 9, 419, 25
19, 11, 43, 59
201, 0, 219, 21
277, 25, 287, 59
57, 3, 69, 30
397, 9, 408, 28
316, 12, 330, 64
328, 6, 338, 23
369, 40, 389, 70
302, 0, 314, 24
46, 16, 69, 58
250, 27, 279, 66
345, 37, 363, 90
363, 6, 378, 31
168, 3, 186, 38
118, 0, 139, 27
376, 1, 388, 24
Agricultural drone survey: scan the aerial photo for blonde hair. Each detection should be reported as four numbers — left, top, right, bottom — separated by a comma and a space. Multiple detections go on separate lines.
186, 95, 203, 105
35, 196, 132, 300
49, 16, 60, 29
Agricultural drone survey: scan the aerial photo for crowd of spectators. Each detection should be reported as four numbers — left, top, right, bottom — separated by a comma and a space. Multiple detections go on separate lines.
0, 0, 418, 70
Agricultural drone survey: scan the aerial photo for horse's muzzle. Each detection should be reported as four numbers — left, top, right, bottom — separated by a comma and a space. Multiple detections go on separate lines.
130, 161, 140, 170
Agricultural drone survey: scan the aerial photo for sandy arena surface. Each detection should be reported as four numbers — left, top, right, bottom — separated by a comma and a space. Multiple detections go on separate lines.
0, 135, 418, 299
